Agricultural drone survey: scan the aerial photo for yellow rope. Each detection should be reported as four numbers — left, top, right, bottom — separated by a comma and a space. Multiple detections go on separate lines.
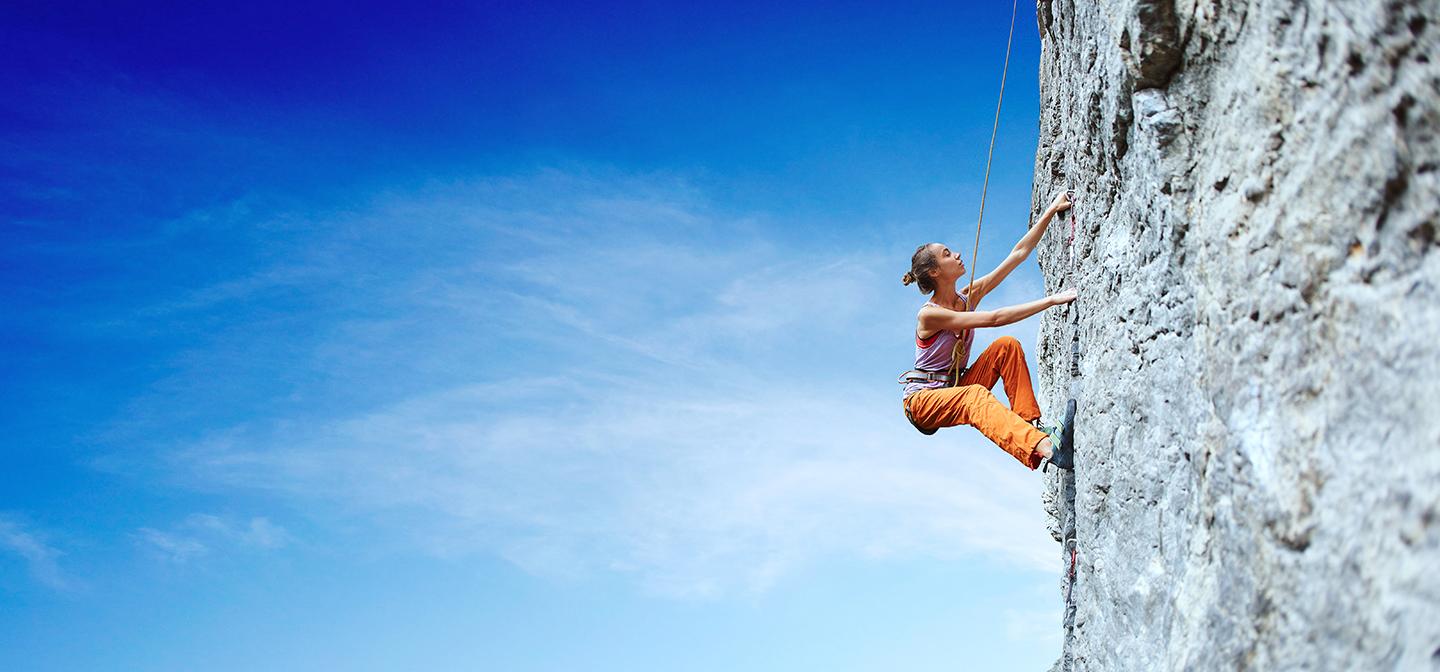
952, 0, 1019, 385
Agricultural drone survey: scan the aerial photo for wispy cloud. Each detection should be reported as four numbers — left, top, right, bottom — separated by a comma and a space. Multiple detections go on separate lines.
117, 168, 1055, 596
135, 528, 210, 564
136, 514, 290, 564
174, 379, 1049, 595
0, 515, 71, 590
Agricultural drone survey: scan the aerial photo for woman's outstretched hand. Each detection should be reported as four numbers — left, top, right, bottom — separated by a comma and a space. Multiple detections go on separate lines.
1048, 191, 1073, 214
1050, 288, 1078, 305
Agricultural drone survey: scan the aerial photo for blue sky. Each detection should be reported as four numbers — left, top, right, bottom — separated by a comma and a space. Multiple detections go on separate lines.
2, 2, 1068, 669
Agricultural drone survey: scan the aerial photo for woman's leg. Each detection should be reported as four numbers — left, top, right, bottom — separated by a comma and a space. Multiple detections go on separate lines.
959, 336, 1041, 422
904, 385, 1049, 469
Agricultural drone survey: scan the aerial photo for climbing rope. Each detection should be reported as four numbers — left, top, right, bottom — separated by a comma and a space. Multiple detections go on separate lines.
965, 0, 1019, 300
948, 0, 1020, 384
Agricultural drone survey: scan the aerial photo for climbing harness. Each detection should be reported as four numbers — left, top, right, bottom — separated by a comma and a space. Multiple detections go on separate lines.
896, 369, 955, 385
902, 399, 938, 436
898, 367, 963, 435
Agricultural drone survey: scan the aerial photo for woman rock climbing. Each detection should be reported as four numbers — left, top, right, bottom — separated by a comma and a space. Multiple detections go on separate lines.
899, 191, 1078, 471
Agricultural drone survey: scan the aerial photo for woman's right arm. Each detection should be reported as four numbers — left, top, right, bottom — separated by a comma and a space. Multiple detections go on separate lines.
921, 289, 1077, 332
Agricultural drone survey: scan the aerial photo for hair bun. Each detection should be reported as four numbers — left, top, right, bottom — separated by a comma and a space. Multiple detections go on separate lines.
902, 271, 915, 286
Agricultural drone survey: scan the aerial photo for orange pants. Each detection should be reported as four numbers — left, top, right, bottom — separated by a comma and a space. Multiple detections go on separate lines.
903, 336, 1048, 469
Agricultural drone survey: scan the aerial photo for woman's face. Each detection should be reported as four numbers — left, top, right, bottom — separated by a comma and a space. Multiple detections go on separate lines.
928, 243, 965, 282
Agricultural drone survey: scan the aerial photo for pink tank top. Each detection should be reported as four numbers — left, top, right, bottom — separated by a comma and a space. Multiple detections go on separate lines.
903, 295, 974, 398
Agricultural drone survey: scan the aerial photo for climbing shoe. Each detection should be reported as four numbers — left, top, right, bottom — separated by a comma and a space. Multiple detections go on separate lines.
1043, 398, 1077, 471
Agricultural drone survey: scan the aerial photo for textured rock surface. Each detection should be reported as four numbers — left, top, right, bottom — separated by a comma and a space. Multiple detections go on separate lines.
1030, 0, 1440, 669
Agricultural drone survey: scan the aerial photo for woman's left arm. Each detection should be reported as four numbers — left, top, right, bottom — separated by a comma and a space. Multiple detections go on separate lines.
964, 191, 1072, 307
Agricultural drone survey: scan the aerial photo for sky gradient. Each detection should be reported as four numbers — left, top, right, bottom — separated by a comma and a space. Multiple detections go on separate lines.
2, 2, 1070, 669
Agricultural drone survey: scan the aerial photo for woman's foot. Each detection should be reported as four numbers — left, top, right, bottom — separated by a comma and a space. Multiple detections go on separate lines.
1042, 399, 1077, 471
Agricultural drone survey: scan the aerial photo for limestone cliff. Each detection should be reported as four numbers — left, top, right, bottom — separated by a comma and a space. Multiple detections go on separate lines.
1030, 0, 1440, 669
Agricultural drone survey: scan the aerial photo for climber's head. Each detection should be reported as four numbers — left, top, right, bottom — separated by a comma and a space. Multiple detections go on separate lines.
902, 243, 964, 294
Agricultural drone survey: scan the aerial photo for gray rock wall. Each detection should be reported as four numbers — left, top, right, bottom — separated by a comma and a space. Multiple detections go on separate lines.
1031, 0, 1440, 669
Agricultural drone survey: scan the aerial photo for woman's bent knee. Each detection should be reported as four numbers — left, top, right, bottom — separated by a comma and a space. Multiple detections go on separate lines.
958, 384, 997, 401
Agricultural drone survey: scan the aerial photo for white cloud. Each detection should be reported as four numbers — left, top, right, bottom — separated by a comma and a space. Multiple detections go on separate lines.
136, 527, 210, 564
135, 168, 1057, 596
175, 377, 1052, 595
137, 514, 290, 564
0, 515, 71, 590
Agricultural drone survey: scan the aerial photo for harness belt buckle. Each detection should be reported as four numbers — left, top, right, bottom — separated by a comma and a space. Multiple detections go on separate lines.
896, 369, 955, 385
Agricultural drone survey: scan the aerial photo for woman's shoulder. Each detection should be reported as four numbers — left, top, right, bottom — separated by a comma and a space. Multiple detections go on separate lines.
919, 296, 968, 312
917, 300, 945, 318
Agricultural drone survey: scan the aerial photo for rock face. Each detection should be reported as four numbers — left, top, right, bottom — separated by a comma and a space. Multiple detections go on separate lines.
1030, 0, 1440, 669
